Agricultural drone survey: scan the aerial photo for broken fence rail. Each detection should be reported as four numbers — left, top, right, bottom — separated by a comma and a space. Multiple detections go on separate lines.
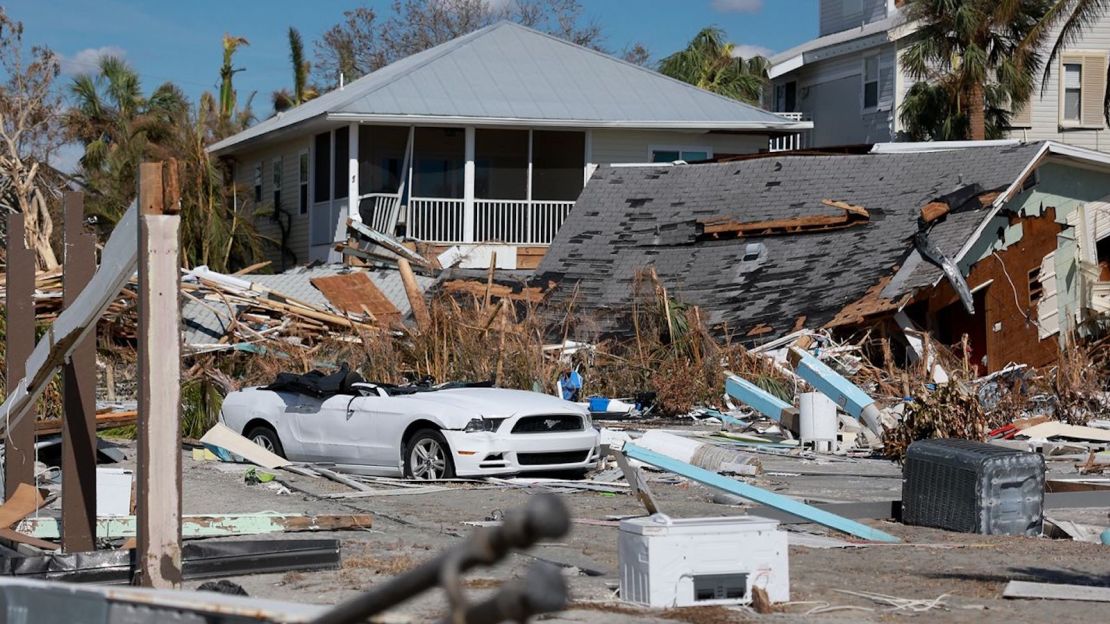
16, 513, 373, 541
622, 443, 901, 543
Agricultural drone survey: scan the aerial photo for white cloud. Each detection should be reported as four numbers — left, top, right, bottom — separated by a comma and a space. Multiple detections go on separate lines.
57, 46, 126, 76
731, 43, 774, 59
711, 0, 763, 13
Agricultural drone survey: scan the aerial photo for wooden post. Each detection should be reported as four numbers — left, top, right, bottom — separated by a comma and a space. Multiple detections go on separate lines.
61, 191, 97, 552
4, 213, 36, 498
135, 161, 183, 588
398, 258, 430, 330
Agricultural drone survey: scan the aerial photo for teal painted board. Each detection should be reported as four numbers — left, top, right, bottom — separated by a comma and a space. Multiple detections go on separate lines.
623, 444, 900, 543
791, 348, 873, 419
724, 375, 792, 422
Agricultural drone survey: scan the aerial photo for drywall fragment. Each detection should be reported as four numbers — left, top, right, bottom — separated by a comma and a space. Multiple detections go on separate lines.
1003, 580, 1110, 603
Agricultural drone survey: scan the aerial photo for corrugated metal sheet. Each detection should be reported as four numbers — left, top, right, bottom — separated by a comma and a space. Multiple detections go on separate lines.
210, 22, 796, 155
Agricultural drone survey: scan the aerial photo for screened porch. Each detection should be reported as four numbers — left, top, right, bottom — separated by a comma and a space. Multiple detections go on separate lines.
310, 124, 587, 252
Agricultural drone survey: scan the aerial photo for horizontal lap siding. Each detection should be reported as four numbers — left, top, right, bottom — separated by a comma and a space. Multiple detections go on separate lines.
820, 0, 888, 37
590, 130, 768, 164
232, 137, 312, 269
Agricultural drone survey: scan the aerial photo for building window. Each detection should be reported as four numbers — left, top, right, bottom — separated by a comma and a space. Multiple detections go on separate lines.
651, 147, 712, 163
272, 157, 282, 210
1028, 268, 1044, 305
299, 152, 309, 214
775, 81, 797, 112
253, 162, 263, 203
333, 127, 349, 200
1063, 63, 1082, 123
863, 55, 879, 109
314, 132, 330, 203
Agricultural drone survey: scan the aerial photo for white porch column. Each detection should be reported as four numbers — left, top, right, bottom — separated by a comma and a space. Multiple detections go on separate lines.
348, 122, 360, 223
526, 129, 534, 245
463, 126, 476, 243
583, 129, 595, 186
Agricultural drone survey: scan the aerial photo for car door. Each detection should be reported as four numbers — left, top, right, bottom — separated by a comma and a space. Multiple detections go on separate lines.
339, 395, 402, 467
286, 394, 363, 462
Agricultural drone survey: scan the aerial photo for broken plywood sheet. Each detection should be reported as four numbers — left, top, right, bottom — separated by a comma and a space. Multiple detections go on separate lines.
1003, 580, 1110, 603
1018, 422, 1110, 443
311, 272, 401, 325
200, 423, 290, 470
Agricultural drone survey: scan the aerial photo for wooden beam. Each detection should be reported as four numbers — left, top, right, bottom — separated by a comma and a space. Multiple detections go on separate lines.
398, 258, 431, 330
699, 208, 869, 238
4, 213, 36, 498
61, 191, 98, 553
135, 162, 183, 588
820, 199, 869, 218
920, 201, 950, 223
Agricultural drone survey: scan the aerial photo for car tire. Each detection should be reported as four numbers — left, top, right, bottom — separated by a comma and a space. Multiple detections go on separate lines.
404, 429, 455, 480
245, 425, 286, 458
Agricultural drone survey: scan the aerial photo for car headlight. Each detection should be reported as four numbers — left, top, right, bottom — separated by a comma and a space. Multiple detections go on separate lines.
464, 417, 504, 433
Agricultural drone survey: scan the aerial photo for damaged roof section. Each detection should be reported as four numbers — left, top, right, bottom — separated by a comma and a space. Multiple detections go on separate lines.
536, 142, 1046, 339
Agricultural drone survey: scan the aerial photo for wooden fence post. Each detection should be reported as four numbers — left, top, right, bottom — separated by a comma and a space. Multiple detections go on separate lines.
4, 213, 35, 499
135, 161, 183, 587
61, 191, 97, 552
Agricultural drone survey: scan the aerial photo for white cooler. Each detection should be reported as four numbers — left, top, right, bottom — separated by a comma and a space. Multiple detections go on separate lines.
618, 514, 789, 607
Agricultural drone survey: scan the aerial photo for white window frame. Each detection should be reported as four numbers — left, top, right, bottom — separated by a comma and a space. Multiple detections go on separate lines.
271, 156, 283, 210
862, 53, 880, 112
1060, 59, 1084, 127
253, 161, 263, 204
298, 150, 309, 215
648, 145, 714, 163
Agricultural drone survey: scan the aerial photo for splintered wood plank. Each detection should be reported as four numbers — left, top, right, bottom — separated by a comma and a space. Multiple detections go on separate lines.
920, 201, 950, 223
311, 272, 400, 326
821, 199, 869, 218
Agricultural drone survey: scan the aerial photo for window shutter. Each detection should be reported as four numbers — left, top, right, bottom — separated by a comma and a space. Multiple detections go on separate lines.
1081, 52, 1107, 128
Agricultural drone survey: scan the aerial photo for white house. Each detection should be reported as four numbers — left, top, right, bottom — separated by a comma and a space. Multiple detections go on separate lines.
768, 0, 1110, 150
209, 22, 810, 269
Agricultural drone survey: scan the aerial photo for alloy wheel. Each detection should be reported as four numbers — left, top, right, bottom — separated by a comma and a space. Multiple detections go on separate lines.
410, 438, 447, 479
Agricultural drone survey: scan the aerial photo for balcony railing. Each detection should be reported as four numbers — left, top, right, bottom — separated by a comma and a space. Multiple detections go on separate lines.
770, 112, 812, 152
407, 198, 575, 245
357, 192, 403, 234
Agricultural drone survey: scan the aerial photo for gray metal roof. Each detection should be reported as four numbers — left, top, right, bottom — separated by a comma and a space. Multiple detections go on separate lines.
181, 265, 435, 346
210, 22, 803, 155
534, 142, 1046, 340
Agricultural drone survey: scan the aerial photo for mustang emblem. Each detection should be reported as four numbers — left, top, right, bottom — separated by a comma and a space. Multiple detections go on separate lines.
543, 419, 561, 430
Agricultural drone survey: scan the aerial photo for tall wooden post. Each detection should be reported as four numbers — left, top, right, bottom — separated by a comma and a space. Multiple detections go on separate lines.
135, 161, 183, 587
4, 213, 35, 498
61, 191, 97, 551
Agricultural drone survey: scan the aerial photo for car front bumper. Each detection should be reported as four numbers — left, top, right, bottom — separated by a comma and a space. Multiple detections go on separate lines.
442, 428, 601, 476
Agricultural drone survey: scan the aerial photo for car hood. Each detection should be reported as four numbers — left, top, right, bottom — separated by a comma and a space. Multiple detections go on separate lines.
385, 387, 587, 425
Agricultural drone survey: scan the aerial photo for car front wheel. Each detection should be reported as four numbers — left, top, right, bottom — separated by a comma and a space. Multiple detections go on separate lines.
245, 425, 286, 458
404, 429, 455, 480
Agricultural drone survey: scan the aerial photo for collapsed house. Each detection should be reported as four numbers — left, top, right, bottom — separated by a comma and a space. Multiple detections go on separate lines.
536, 141, 1110, 373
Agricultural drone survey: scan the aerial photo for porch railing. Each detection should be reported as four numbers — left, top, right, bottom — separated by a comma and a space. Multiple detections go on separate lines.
357, 192, 403, 234
407, 198, 574, 245
770, 112, 812, 152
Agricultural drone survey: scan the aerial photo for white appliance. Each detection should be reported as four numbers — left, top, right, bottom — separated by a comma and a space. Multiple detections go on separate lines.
618, 514, 789, 607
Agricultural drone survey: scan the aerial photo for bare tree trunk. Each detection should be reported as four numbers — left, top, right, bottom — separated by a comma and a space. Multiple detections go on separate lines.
967, 82, 986, 141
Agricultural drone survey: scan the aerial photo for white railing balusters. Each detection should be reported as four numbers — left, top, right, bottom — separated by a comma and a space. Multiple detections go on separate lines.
405, 197, 574, 244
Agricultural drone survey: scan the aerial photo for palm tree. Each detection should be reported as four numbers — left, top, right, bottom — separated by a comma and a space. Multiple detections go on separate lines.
901, 0, 1053, 140
66, 56, 188, 225
899, 81, 1013, 140
658, 27, 767, 105
217, 34, 251, 133
273, 27, 318, 113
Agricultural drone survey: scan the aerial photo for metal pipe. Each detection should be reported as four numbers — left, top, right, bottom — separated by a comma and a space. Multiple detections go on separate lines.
310, 494, 570, 624
436, 562, 566, 624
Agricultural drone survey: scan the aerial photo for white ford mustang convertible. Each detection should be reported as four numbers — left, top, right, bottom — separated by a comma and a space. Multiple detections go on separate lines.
220, 368, 600, 479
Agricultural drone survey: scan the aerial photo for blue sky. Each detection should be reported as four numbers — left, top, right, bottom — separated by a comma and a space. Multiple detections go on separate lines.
10, 0, 819, 171
11, 0, 818, 102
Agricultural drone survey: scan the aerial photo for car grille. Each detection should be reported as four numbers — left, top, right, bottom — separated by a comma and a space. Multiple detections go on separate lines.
517, 450, 590, 466
512, 415, 583, 434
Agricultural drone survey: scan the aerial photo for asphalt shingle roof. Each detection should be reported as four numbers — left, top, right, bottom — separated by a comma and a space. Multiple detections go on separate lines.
535, 142, 1045, 339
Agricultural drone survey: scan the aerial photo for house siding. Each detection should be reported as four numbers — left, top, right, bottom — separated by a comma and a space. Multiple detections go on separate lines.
1008, 18, 1110, 150
231, 136, 313, 271
590, 129, 769, 163
777, 45, 897, 147
820, 0, 888, 37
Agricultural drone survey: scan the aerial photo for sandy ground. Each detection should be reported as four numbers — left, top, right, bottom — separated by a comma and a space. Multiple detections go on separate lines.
42, 435, 1110, 623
